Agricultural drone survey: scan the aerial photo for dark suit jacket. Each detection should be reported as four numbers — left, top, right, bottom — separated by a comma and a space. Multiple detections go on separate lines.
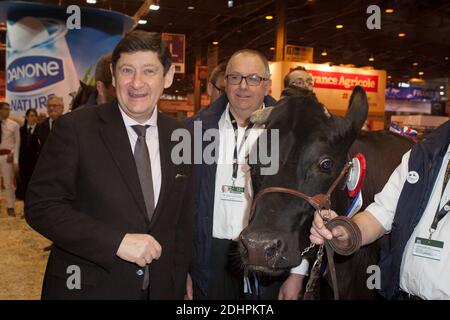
25, 101, 194, 299
37, 117, 51, 146
17, 123, 42, 199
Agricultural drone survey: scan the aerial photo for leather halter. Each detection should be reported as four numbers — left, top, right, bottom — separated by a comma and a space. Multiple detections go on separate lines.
249, 161, 353, 220
248, 161, 362, 300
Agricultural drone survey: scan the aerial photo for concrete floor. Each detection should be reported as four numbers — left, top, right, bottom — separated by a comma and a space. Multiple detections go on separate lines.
0, 200, 50, 300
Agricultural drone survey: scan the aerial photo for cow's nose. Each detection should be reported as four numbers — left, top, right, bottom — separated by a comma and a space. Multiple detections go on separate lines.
239, 231, 285, 268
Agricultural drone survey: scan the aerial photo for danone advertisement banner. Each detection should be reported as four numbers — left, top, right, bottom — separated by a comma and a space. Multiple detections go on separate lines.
0, 1, 133, 117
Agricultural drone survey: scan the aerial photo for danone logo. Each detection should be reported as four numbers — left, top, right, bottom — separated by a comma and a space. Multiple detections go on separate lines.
7, 56, 64, 93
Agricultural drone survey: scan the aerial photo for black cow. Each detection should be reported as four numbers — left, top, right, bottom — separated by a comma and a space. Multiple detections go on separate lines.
239, 86, 413, 299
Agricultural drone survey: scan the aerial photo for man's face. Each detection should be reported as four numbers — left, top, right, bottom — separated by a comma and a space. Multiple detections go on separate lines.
46, 98, 64, 120
225, 53, 271, 115
0, 104, 11, 120
289, 70, 313, 91
112, 50, 174, 123
26, 112, 38, 125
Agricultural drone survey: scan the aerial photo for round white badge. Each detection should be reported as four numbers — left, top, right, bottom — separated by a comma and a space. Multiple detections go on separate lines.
407, 171, 420, 184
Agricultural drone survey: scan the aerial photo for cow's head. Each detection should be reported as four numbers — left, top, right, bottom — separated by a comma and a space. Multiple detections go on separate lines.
239, 86, 368, 275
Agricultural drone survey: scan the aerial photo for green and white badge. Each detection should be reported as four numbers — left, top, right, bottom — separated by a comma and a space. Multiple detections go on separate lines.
220, 185, 245, 203
412, 237, 444, 261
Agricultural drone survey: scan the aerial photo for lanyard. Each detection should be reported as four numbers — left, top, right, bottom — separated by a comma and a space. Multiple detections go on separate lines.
229, 109, 253, 185
429, 160, 450, 239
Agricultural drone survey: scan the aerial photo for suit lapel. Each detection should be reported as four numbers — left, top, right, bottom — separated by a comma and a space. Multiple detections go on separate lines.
97, 102, 150, 225
149, 112, 176, 229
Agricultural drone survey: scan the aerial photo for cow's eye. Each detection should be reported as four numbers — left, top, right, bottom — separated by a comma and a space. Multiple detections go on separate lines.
319, 158, 333, 171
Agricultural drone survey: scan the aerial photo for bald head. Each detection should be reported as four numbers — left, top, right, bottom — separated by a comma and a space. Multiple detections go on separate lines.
226, 49, 270, 78
224, 49, 271, 124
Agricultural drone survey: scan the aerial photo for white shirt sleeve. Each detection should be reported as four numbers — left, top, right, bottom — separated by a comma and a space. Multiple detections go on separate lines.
366, 150, 411, 233
290, 258, 309, 275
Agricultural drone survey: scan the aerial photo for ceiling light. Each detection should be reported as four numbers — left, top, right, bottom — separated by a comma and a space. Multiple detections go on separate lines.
445, 57, 449, 61
440, 86, 444, 89
440, 91, 445, 96
385, 8, 394, 13
138, 20, 147, 25
149, 1, 160, 11
227, 0, 234, 8
387, 75, 392, 79
398, 32, 406, 37
270, 47, 275, 51
187, 6, 195, 10
336, 24, 344, 29
369, 55, 375, 62
265, 15, 274, 20
412, 62, 419, 66
212, 41, 219, 45
418, 71, 424, 75
321, 49, 327, 56
86, 0, 96, 4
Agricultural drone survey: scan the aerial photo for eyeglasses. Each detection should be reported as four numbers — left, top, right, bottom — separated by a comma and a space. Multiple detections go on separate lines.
47, 104, 63, 109
290, 77, 313, 88
211, 82, 225, 94
225, 74, 269, 86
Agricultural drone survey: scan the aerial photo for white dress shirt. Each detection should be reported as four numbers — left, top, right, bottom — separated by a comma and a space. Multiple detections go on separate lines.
212, 104, 257, 241
367, 145, 450, 299
118, 105, 161, 205
212, 104, 309, 275
0, 118, 20, 164
27, 123, 37, 135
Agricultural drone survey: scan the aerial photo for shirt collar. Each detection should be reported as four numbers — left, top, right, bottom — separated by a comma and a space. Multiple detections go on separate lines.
118, 104, 158, 128
224, 102, 266, 127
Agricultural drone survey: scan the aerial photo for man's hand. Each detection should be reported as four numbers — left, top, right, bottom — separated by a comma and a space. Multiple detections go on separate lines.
116, 233, 162, 267
184, 273, 193, 300
6, 153, 13, 163
13, 163, 19, 175
278, 273, 305, 300
310, 210, 349, 245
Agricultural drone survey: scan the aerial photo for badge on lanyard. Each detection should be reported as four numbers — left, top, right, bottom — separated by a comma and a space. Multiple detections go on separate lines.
412, 237, 444, 261
412, 162, 450, 261
221, 109, 251, 204
220, 185, 245, 203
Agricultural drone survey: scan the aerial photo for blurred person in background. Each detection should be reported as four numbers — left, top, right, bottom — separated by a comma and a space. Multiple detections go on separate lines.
16, 109, 41, 202
0, 101, 20, 216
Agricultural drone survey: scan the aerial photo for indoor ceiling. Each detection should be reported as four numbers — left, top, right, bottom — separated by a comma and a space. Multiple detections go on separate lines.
1, 0, 450, 82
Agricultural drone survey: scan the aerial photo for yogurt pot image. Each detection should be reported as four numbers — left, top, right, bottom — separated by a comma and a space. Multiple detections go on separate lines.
6, 16, 79, 113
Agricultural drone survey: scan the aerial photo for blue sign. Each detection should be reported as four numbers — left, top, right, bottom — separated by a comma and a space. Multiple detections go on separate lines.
7, 56, 64, 92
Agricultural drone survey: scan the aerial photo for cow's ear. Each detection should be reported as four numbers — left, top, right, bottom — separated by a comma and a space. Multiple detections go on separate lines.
250, 106, 274, 126
79, 81, 88, 89
345, 86, 368, 132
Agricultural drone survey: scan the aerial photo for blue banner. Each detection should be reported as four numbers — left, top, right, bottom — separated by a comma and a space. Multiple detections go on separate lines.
1, 1, 134, 116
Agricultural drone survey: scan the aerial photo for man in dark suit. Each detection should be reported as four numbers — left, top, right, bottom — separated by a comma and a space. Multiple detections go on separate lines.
38, 95, 65, 146
25, 31, 194, 300
17, 109, 41, 201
